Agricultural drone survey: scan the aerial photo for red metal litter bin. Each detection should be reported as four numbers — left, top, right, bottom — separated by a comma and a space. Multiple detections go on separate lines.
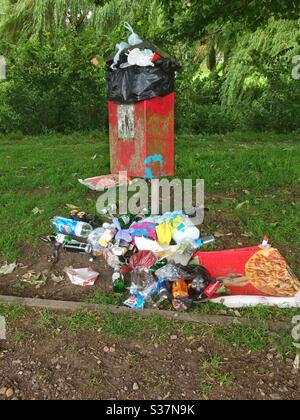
108, 93, 175, 178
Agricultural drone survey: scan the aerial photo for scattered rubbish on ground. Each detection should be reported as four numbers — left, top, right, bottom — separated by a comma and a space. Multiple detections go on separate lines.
64, 267, 99, 287
50, 273, 65, 284
293, 354, 300, 373
79, 173, 131, 191
51, 217, 93, 238
32, 207, 44, 215
22, 271, 48, 289
65, 204, 79, 210
44, 191, 300, 310
0, 262, 17, 275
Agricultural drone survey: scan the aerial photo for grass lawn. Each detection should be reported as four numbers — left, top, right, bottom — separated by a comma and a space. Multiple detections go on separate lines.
0, 130, 299, 269
0, 131, 299, 398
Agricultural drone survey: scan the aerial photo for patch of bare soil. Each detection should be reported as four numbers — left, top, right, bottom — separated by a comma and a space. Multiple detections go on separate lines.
0, 242, 114, 302
0, 311, 299, 400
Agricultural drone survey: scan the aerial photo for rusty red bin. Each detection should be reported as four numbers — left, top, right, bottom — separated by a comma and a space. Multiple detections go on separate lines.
108, 93, 175, 178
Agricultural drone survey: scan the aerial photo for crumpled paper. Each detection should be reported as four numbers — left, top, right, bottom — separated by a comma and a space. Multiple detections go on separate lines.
0, 262, 17, 275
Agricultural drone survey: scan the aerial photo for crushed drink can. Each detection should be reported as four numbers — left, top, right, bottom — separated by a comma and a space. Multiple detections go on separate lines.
203, 280, 222, 298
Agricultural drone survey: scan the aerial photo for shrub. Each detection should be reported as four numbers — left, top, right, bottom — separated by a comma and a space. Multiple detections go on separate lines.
0, 29, 107, 134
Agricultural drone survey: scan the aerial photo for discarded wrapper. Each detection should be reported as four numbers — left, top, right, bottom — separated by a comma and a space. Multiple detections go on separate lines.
64, 267, 99, 287
0, 262, 17, 275
124, 292, 145, 310
211, 293, 300, 308
79, 174, 131, 191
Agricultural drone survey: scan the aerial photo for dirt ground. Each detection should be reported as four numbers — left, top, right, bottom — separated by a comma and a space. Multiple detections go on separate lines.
0, 241, 114, 302
0, 309, 299, 401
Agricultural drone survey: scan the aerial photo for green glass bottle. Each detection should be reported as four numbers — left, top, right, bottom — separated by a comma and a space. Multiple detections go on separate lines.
112, 270, 125, 293
148, 259, 168, 275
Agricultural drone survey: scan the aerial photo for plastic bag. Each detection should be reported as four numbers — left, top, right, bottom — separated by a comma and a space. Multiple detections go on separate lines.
130, 221, 157, 242
111, 41, 130, 70
172, 216, 200, 244
154, 264, 188, 281
106, 63, 176, 103
121, 251, 157, 274
130, 267, 155, 293
88, 227, 116, 255
103, 248, 122, 270
127, 48, 154, 67
124, 22, 143, 46
170, 241, 195, 266
135, 236, 163, 253
155, 263, 211, 284
156, 215, 184, 246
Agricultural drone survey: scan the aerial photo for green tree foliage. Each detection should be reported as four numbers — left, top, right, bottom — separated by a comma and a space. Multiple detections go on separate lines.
220, 19, 300, 132
222, 18, 300, 107
0, 0, 164, 42
0, 29, 107, 133
0, 0, 300, 134
161, 0, 300, 39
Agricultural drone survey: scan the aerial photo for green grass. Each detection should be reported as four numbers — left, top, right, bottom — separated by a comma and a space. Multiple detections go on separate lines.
210, 324, 296, 354
11, 327, 27, 343
57, 310, 192, 340
0, 303, 297, 355
37, 308, 56, 328
198, 354, 235, 398
192, 303, 300, 322
0, 304, 27, 321
86, 291, 125, 306
0, 131, 299, 262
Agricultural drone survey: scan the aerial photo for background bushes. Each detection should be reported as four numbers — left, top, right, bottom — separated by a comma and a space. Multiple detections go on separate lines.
0, 17, 300, 135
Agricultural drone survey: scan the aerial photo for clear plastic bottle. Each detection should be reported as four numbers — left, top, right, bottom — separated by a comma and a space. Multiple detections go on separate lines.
172, 236, 215, 266
172, 217, 200, 244
99, 204, 117, 216
88, 227, 116, 255
51, 217, 93, 238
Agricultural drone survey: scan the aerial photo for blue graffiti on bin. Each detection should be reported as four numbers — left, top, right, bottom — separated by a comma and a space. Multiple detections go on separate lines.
144, 154, 163, 179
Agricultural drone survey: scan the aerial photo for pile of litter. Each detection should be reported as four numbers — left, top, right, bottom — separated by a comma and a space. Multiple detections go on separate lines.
44, 177, 300, 310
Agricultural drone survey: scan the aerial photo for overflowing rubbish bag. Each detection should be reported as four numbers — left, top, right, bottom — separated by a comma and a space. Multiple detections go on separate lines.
106, 23, 181, 103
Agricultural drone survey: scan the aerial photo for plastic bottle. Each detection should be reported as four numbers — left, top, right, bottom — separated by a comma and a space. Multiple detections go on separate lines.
51, 217, 93, 238
193, 235, 215, 249
154, 279, 169, 308
88, 227, 116, 255
172, 217, 200, 244
99, 203, 117, 216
